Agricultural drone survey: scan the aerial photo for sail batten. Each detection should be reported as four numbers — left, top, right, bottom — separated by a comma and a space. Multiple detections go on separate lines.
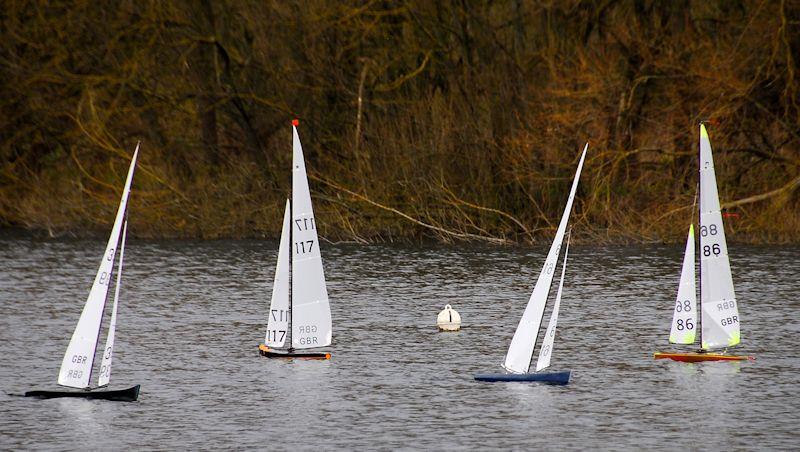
504, 144, 586, 374
669, 224, 697, 344
290, 125, 332, 349
58, 145, 138, 389
698, 124, 740, 349
265, 200, 291, 348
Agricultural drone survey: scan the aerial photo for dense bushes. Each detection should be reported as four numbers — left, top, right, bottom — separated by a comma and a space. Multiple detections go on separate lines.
1, 1, 798, 242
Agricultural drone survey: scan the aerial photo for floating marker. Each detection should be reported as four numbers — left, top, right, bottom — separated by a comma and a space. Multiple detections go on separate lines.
436, 304, 461, 331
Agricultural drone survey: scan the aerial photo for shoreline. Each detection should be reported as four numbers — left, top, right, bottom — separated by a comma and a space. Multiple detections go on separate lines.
2, 223, 797, 246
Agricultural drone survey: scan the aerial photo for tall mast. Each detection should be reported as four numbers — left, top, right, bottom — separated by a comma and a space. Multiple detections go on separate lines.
288, 199, 293, 351
697, 123, 703, 350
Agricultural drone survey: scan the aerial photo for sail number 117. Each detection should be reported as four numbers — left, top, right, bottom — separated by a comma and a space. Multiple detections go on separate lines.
271, 310, 287, 322
294, 216, 316, 255
295, 240, 314, 254
295, 218, 315, 231
267, 330, 286, 342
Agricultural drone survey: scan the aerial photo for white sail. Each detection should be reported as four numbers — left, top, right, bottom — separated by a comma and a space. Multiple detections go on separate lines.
669, 224, 697, 344
290, 123, 332, 349
58, 145, 139, 388
698, 124, 740, 349
504, 144, 587, 373
97, 219, 128, 387
535, 232, 571, 372
265, 199, 291, 348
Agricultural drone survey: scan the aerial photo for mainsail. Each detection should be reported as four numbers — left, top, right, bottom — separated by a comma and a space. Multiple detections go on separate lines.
669, 224, 697, 344
265, 200, 291, 348
290, 123, 332, 349
504, 144, 587, 373
58, 145, 138, 389
698, 124, 740, 349
535, 232, 571, 372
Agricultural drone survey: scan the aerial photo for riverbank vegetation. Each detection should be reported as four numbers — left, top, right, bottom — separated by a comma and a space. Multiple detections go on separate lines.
1, 1, 798, 243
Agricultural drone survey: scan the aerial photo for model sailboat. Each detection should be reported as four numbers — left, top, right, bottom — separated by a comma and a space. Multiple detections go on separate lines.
26, 145, 141, 402
259, 120, 332, 359
654, 124, 754, 362
475, 145, 587, 385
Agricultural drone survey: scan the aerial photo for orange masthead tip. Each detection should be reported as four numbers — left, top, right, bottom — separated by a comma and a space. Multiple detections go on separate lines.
292, 119, 299, 126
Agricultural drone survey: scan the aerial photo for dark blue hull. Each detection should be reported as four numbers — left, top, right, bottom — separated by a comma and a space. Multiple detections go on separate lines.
474, 370, 571, 385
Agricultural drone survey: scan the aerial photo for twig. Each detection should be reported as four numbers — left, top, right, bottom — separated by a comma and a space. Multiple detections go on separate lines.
438, 181, 533, 241
309, 174, 509, 244
723, 172, 800, 209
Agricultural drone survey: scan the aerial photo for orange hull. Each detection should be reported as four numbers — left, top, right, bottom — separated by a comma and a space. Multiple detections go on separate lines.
258, 344, 331, 360
653, 352, 755, 362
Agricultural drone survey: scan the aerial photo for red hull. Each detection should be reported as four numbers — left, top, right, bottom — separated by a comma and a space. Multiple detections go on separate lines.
653, 352, 755, 362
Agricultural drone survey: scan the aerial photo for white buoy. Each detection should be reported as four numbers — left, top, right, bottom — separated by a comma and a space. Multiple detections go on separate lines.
437, 304, 461, 331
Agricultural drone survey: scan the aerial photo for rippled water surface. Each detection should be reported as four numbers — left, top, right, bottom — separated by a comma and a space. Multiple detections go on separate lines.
1, 234, 798, 449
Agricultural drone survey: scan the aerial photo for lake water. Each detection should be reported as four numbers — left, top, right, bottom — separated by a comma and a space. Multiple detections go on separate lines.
1, 234, 798, 449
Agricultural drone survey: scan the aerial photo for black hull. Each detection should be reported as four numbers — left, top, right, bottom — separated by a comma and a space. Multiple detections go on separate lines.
25, 385, 140, 402
258, 344, 330, 360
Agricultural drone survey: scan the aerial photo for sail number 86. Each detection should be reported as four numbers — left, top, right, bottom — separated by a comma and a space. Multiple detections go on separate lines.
676, 319, 694, 331
703, 244, 721, 257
